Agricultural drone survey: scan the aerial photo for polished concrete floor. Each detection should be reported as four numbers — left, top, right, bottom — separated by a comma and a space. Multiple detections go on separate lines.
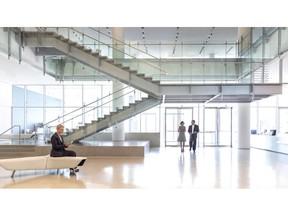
1, 146, 288, 189
1, 146, 288, 216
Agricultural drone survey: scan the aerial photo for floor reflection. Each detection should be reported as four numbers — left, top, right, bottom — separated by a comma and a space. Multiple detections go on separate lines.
1, 147, 288, 189
2, 171, 86, 188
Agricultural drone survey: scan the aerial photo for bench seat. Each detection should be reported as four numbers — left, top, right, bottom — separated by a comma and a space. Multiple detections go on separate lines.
0, 155, 87, 178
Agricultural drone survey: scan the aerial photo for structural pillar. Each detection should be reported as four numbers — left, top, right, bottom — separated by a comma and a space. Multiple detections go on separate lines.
112, 27, 125, 141
237, 28, 251, 149
237, 103, 250, 149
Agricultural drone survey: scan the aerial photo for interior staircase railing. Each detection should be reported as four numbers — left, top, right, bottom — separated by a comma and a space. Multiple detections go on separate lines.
42, 86, 148, 141
31, 27, 169, 80
0, 125, 21, 144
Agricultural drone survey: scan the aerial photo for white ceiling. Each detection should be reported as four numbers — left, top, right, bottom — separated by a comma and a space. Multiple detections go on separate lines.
81, 27, 239, 44
84, 27, 239, 58
122, 27, 238, 44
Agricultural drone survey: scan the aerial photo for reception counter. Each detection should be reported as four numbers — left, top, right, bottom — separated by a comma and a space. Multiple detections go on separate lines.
250, 134, 288, 154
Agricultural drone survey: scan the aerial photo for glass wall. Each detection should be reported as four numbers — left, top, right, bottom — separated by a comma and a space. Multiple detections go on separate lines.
11, 82, 160, 139
250, 84, 288, 136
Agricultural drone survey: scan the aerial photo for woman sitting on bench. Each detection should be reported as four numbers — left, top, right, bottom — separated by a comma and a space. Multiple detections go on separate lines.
50, 124, 79, 175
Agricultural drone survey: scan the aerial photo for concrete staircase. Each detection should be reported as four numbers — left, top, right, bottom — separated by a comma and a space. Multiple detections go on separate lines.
63, 96, 160, 142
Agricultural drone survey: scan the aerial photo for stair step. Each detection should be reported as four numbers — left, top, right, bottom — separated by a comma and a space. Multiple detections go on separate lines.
84, 48, 92, 53
121, 66, 130, 70
99, 56, 107, 60
54, 35, 65, 40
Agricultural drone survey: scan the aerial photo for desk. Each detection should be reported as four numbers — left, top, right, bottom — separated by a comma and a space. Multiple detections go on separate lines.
251, 134, 288, 154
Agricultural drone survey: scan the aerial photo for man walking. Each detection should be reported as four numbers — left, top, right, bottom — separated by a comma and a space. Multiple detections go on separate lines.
188, 120, 199, 153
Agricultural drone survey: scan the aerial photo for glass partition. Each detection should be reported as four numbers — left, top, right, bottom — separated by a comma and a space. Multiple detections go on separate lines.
19, 27, 288, 84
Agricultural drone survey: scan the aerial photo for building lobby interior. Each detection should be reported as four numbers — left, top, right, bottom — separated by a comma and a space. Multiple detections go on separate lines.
1, 4, 288, 216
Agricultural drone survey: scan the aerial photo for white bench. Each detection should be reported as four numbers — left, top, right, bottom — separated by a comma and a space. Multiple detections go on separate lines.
0, 155, 87, 178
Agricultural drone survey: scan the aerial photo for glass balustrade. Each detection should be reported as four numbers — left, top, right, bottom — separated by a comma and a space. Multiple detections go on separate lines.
3, 27, 285, 84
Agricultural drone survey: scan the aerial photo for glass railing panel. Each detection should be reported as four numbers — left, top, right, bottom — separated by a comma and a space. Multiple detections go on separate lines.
240, 34, 251, 59
121, 43, 238, 59
10, 30, 20, 60
251, 40, 263, 60
200, 44, 237, 59
22, 26, 288, 85
280, 28, 288, 52
239, 30, 251, 58
0, 27, 8, 53
264, 29, 278, 59
0, 28, 21, 62
252, 27, 263, 44
44, 54, 260, 84
44, 56, 112, 81
35, 27, 246, 84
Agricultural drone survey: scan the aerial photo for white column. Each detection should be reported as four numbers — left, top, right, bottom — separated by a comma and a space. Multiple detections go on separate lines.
112, 27, 125, 141
238, 103, 250, 149
237, 28, 251, 149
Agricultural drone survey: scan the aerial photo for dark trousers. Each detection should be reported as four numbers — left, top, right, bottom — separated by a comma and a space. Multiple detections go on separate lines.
189, 134, 197, 151
50, 150, 76, 157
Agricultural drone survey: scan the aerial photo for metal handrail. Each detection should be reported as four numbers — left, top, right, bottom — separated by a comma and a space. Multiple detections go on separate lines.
32, 27, 168, 76
60, 88, 136, 126
43, 85, 133, 127
69, 27, 168, 75
0, 125, 21, 144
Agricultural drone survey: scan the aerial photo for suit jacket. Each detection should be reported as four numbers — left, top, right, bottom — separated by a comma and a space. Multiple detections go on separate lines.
50, 132, 67, 156
188, 124, 199, 137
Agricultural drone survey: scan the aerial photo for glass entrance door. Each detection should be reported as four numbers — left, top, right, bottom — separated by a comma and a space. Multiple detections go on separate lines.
203, 107, 232, 147
165, 107, 193, 146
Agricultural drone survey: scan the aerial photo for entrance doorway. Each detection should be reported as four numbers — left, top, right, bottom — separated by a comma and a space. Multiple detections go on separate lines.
165, 107, 193, 147
203, 107, 232, 147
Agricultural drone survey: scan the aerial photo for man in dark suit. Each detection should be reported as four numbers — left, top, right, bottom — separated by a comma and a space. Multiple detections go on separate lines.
50, 124, 79, 175
188, 120, 199, 153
